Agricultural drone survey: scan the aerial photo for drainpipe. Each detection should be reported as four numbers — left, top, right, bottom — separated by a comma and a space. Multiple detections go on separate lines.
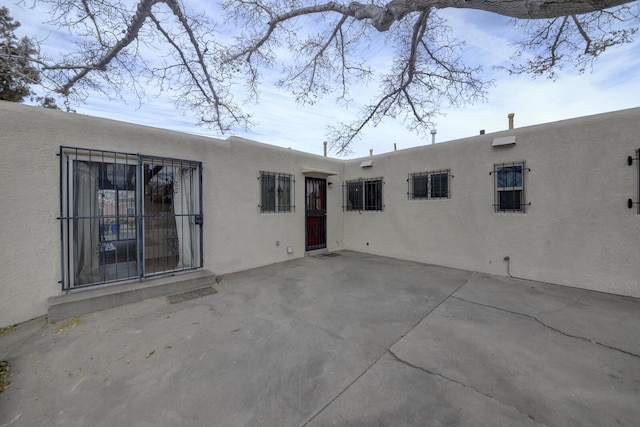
508, 113, 515, 130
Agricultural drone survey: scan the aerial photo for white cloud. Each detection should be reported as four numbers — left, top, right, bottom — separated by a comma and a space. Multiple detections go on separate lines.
7, 2, 640, 159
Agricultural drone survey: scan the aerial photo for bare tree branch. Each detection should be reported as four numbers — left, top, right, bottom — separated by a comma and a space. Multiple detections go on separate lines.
13, 0, 638, 154
572, 14, 592, 53
46, 0, 163, 95
506, 3, 638, 77
328, 8, 486, 154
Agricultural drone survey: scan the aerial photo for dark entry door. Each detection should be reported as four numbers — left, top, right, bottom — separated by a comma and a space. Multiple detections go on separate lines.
305, 177, 326, 250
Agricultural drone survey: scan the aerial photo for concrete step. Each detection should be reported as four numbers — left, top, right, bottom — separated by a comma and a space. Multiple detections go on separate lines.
48, 270, 216, 323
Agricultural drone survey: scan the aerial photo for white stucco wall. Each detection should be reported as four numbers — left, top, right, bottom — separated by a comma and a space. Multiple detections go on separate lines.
342, 108, 640, 297
208, 136, 344, 273
1, 101, 638, 328
0, 102, 344, 327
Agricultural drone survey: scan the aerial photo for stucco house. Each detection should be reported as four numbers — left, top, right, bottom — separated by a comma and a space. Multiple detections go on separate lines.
1, 101, 638, 328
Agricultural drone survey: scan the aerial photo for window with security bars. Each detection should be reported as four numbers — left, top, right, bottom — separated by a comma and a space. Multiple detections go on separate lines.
259, 172, 295, 213
408, 170, 451, 199
344, 178, 384, 211
491, 161, 530, 212
59, 147, 203, 290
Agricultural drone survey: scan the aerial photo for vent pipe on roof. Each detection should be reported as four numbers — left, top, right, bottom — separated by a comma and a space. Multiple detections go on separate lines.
508, 113, 515, 130
430, 129, 437, 144
369, 148, 373, 156
323, 141, 327, 157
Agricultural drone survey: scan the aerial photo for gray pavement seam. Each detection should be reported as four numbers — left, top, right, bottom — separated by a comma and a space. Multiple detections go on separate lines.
533, 291, 587, 318
386, 349, 551, 427
299, 355, 382, 426
299, 271, 479, 426
451, 296, 640, 359
396, 271, 479, 342
2, 317, 48, 360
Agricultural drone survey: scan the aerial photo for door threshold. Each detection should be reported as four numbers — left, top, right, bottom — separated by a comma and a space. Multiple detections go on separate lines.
305, 248, 328, 257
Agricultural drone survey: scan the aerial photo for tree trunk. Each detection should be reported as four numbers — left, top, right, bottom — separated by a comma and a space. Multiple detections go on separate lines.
342, 0, 635, 31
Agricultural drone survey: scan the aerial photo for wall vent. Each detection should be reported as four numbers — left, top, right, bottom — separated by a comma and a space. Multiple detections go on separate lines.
492, 135, 516, 147
360, 160, 373, 168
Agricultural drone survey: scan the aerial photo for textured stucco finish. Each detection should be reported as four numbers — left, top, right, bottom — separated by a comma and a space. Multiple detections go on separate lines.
0, 101, 344, 327
1, 101, 638, 327
342, 108, 640, 297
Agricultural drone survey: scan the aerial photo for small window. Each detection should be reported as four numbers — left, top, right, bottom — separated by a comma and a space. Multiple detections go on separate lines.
364, 179, 383, 210
431, 173, 449, 198
408, 170, 451, 200
260, 172, 294, 213
411, 174, 429, 199
492, 162, 529, 212
345, 178, 384, 211
346, 180, 363, 210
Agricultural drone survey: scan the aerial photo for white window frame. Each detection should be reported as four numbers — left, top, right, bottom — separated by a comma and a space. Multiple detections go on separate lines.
493, 162, 527, 213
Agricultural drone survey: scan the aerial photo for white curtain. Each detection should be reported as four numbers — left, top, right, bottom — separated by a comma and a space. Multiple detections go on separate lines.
73, 161, 100, 285
173, 167, 194, 268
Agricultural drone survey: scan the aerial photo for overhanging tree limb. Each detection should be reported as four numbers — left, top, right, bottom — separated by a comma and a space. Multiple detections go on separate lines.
47, 0, 164, 95
22, 0, 639, 153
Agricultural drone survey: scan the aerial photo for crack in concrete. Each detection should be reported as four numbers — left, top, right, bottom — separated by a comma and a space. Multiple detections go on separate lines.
534, 291, 587, 317
299, 355, 381, 427
2, 317, 49, 360
300, 272, 479, 426
300, 270, 637, 426
451, 296, 640, 359
386, 349, 551, 427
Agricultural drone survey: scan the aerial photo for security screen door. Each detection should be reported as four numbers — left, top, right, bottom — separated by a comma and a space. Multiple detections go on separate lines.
142, 157, 202, 275
305, 177, 326, 251
60, 147, 202, 289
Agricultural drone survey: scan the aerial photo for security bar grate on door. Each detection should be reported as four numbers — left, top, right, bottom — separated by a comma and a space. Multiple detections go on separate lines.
59, 147, 203, 290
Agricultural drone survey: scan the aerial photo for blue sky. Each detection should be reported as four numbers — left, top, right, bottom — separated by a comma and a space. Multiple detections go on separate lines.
9, 2, 640, 159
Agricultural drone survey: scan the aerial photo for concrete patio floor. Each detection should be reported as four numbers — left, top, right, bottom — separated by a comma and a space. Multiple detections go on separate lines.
1, 251, 639, 426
